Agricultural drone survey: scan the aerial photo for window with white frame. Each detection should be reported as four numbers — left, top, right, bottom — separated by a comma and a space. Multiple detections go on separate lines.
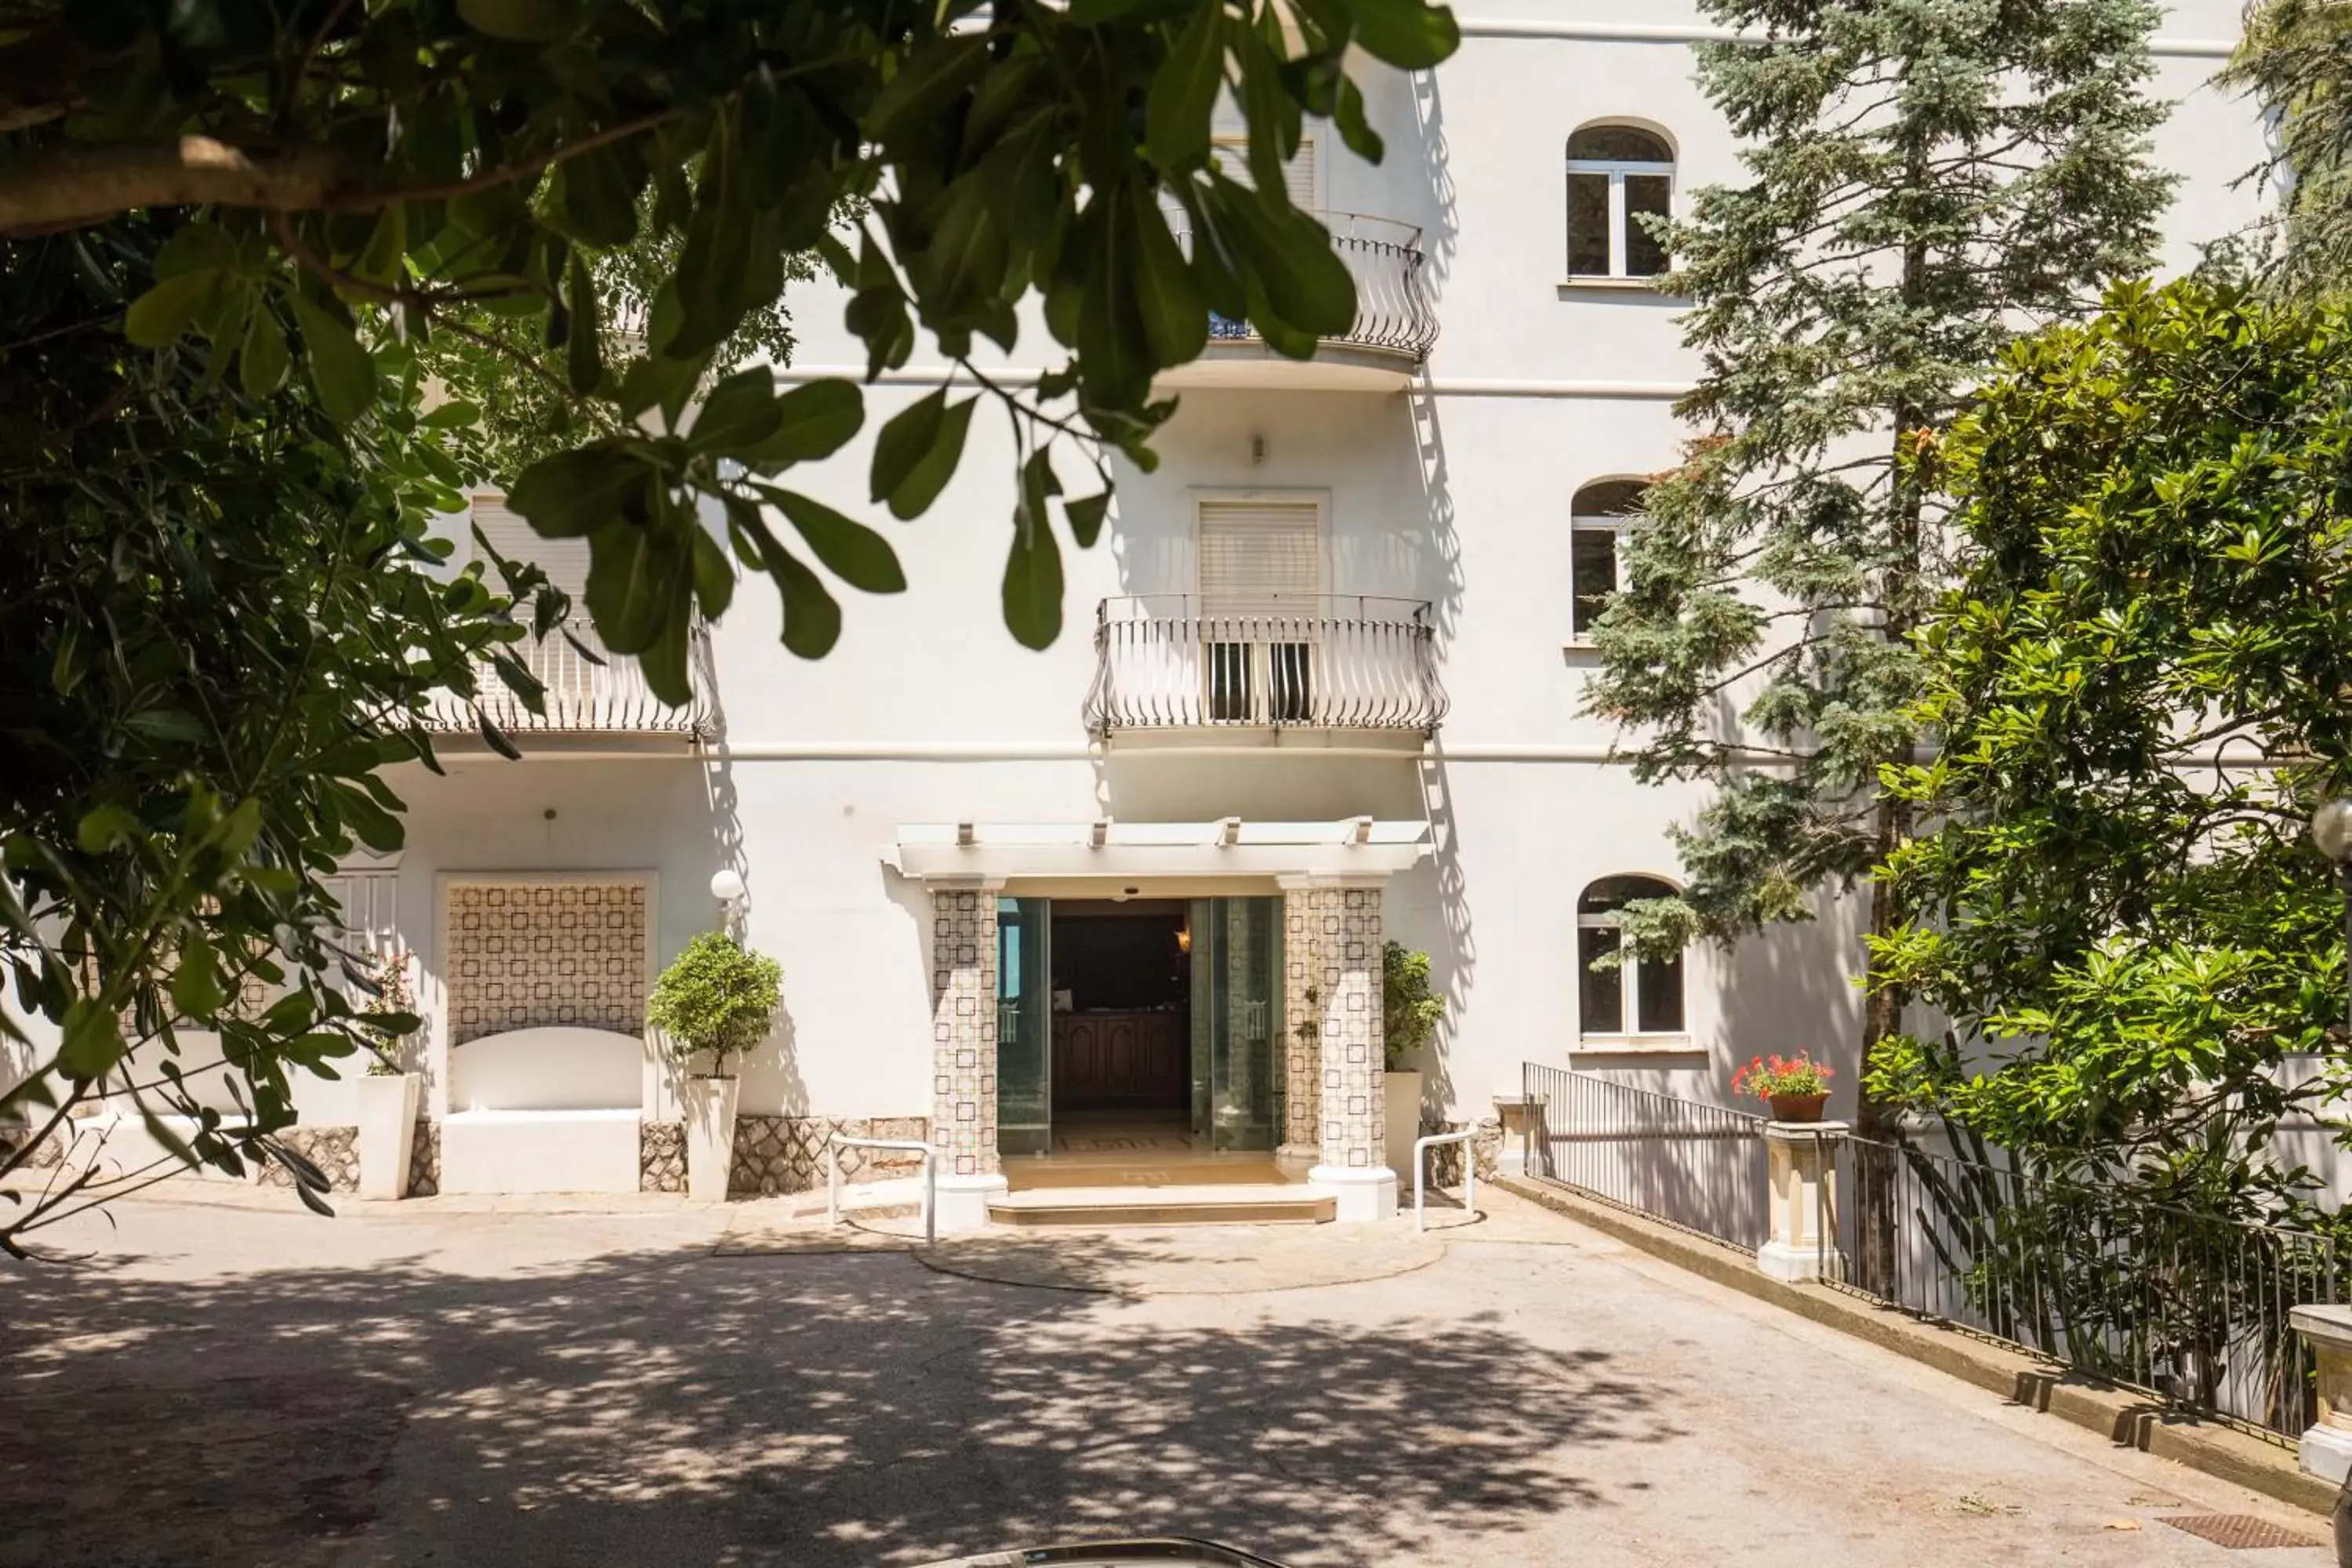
1570, 478, 1646, 641
1577, 874, 1687, 1040
1566, 124, 1674, 280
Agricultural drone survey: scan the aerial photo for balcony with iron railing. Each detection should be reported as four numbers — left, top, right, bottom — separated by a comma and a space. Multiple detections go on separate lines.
1160, 212, 1439, 391
1085, 595, 1446, 739
423, 621, 713, 744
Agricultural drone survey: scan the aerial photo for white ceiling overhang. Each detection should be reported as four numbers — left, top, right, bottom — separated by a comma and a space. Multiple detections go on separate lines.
884, 817, 1430, 884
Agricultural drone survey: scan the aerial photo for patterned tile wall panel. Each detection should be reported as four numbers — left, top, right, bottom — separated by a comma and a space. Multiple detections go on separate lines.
257, 1126, 361, 1192
445, 881, 647, 1045
640, 1120, 686, 1192
1287, 885, 1385, 1171
929, 889, 1000, 1178
406, 1119, 440, 1197
1281, 892, 1324, 1152
729, 1116, 931, 1196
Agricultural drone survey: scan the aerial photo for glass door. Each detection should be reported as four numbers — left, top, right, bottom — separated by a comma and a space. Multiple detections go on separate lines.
1188, 896, 1282, 1152
997, 896, 1051, 1157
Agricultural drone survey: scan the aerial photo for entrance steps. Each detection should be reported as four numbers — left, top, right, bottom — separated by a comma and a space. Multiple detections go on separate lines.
987, 1182, 1334, 1227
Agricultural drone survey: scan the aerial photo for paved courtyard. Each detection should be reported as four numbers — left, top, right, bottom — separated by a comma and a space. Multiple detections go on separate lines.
0, 1181, 2335, 1566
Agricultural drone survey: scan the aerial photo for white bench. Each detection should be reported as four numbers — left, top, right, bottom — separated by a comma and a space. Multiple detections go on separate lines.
439, 1026, 648, 1195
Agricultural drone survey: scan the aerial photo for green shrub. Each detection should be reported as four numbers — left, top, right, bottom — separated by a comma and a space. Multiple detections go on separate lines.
1382, 942, 1443, 1071
646, 931, 782, 1077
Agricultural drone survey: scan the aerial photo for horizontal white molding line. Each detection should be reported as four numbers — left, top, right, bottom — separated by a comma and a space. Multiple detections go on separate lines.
1419, 377, 1691, 400
1453, 19, 2235, 57
768, 365, 1696, 401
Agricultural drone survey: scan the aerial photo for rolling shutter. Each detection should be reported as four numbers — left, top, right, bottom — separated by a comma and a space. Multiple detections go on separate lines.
470, 493, 590, 599
1198, 499, 1322, 617
1213, 133, 1319, 212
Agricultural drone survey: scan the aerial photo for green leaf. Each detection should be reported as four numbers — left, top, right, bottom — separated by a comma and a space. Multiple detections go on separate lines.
689, 368, 782, 455
565, 252, 602, 395
421, 400, 484, 430
1339, 0, 1458, 68
290, 296, 377, 424
169, 943, 227, 1018
758, 487, 908, 593
583, 518, 690, 654
551, 141, 644, 248
57, 999, 124, 1080
509, 445, 647, 539
457, 0, 568, 41
1004, 448, 1065, 648
1333, 76, 1384, 162
1203, 177, 1355, 339
1149, 0, 1228, 172
746, 379, 864, 466
689, 525, 736, 620
870, 388, 946, 504
75, 804, 140, 854
866, 38, 990, 143
238, 305, 289, 398
1129, 184, 1209, 364
1065, 490, 1111, 547
125, 270, 217, 349
885, 394, 974, 521
726, 499, 843, 658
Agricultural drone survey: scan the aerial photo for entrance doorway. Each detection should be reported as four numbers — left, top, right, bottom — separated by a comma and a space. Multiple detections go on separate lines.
996, 895, 1283, 1160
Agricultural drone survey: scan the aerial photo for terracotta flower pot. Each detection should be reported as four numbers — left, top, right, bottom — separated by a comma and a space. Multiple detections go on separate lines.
1768, 1091, 1828, 1123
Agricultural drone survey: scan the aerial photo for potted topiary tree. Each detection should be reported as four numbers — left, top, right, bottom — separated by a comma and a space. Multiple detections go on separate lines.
354, 950, 423, 1200
648, 931, 783, 1203
1382, 942, 1444, 1178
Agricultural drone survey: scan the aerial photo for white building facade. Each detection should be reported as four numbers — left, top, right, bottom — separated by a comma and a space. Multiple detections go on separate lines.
62, 3, 2275, 1223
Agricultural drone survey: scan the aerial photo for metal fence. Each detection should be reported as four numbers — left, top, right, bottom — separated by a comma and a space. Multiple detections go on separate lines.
1086, 595, 1447, 735
1825, 1133, 2343, 1442
1521, 1062, 1767, 1252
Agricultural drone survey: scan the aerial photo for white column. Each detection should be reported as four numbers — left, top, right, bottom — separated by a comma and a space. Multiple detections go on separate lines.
1283, 874, 1395, 1223
928, 880, 1006, 1232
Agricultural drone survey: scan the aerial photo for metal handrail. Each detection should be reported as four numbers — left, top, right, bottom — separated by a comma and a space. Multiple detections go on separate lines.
826, 1134, 937, 1247
1413, 1128, 1479, 1234
1086, 595, 1448, 735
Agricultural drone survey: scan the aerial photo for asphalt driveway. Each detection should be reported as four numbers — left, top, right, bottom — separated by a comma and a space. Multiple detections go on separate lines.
0, 1182, 2332, 1566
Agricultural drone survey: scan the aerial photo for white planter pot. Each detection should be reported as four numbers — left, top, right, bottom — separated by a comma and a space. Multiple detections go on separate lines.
1384, 1069, 1425, 1180
354, 1073, 421, 1200
682, 1076, 742, 1203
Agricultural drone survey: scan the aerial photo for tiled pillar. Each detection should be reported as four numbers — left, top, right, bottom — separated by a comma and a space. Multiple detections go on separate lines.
1279, 892, 1324, 1167
1281, 877, 1395, 1222
928, 883, 1005, 1230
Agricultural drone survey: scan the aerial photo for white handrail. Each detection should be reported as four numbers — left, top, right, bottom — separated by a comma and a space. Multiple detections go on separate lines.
1414, 1128, 1479, 1234
826, 1134, 938, 1247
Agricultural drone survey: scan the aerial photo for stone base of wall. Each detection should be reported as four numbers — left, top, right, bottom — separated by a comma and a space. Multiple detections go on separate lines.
405, 1119, 440, 1198
257, 1126, 361, 1193
1420, 1116, 1503, 1187
640, 1121, 685, 1192
0, 1124, 64, 1170
729, 1116, 931, 1197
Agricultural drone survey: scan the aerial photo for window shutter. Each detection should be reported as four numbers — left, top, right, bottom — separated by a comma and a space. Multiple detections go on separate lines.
1197, 499, 1322, 617
472, 493, 591, 600
1213, 134, 1318, 212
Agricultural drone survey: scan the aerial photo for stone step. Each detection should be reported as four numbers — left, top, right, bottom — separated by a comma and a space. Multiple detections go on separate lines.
986, 1183, 1334, 1227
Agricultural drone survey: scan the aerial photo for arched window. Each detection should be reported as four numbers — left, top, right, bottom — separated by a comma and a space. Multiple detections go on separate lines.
1566, 124, 1675, 280
1577, 875, 1686, 1038
1570, 479, 1647, 641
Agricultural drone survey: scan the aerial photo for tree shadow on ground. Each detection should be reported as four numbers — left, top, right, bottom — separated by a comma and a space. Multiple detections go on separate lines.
0, 1228, 1671, 1568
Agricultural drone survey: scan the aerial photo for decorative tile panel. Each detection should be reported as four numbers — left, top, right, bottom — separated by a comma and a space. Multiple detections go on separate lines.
1286, 884, 1385, 1171
728, 1115, 931, 1196
256, 1126, 361, 1193
445, 880, 647, 1044
929, 889, 1000, 1178
1282, 893, 1325, 1150
405, 1119, 440, 1197
640, 1120, 686, 1192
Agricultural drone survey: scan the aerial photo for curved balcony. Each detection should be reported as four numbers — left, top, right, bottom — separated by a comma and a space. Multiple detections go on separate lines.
1086, 595, 1447, 739
1159, 212, 1439, 392
423, 622, 713, 746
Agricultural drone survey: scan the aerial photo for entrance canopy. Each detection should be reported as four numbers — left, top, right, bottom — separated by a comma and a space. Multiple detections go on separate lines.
886, 817, 1429, 884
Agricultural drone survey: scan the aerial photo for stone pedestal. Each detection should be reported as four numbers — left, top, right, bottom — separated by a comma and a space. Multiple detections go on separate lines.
1311, 1163, 1399, 1224
1758, 1120, 1847, 1283
354, 1073, 421, 1200
1493, 1094, 1546, 1177
2291, 1305, 2352, 1484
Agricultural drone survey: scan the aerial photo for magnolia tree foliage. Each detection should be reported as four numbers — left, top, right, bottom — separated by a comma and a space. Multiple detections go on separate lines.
1871, 281, 2352, 1210
0, 0, 1461, 701
0, 220, 532, 1254
646, 931, 783, 1076
1584, 0, 2172, 1131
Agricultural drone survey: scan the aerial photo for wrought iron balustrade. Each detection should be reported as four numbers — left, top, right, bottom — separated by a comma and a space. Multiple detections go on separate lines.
1188, 210, 1438, 361
1085, 595, 1446, 735
424, 621, 712, 740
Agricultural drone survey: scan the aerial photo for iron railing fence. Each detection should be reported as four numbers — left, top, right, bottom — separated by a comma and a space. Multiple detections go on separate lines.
1086, 595, 1446, 735
423, 622, 713, 739
1520, 1062, 1768, 1253
1181, 211, 1439, 361
1823, 1133, 2343, 1443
